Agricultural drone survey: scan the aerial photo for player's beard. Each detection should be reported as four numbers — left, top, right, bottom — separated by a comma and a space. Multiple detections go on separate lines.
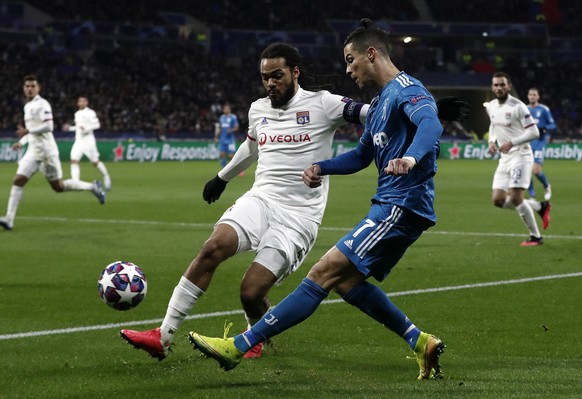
269, 83, 295, 108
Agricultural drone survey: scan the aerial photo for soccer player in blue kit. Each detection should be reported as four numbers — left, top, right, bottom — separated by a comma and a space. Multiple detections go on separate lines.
527, 87, 556, 200
189, 19, 447, 380
215, 103, 239, 168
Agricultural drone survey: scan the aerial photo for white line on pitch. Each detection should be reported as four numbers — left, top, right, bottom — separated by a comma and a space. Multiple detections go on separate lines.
17, 215, 582, 240
2, 272, 581, 341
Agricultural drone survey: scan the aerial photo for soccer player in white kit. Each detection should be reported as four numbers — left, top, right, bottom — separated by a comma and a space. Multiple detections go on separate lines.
120, 43, 371, 360
0, 76, 106, 231
63, 96, 111, 191
486, 72, 551, 246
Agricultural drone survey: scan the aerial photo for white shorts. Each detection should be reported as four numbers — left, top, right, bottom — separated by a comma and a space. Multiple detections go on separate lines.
492, 153, 533, 191
217, 192, 318, 282
71, 140, 100, 163
17, 151, 63, 181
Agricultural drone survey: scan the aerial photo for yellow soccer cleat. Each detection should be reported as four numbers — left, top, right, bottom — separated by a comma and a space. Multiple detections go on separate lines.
414, 332, 445, 380
189, 322, 244, 371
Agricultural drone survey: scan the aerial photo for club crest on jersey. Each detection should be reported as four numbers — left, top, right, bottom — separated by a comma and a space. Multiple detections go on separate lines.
296, 111, 310, 125
505, 112, 511, 120
260, 117, 268, 125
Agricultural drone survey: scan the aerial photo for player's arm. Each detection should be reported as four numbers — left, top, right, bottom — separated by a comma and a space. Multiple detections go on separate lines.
17, 119, 54, 137
342, 98, 369, 125
401, 104, 443, 163
498, 106, 539, 153
486, 109, 497, 155
12, 134, 28, 149
203, 137, 258, 204
218, 137, 258, 180
85, 111, 101, 131
303, 136, 374, 188
318, 132, 374, 175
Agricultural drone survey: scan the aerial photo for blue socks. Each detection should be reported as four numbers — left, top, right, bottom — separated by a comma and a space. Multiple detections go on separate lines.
233, 279, 421, 352
342, 281, 420, 350
234, 278, 329, 352
536, 172, 549, 188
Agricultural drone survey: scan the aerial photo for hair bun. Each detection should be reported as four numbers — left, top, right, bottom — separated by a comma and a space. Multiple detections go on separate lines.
360, 18, 372, 28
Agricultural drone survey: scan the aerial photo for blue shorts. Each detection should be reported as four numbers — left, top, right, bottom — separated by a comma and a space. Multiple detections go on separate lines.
219, 140, 236, 154
335, 202, 431, 282
530, 136, 548, 165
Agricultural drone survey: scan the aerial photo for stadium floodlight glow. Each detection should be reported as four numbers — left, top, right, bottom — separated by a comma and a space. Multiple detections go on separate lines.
403, 36, 412, 44
482, 32, 489, 37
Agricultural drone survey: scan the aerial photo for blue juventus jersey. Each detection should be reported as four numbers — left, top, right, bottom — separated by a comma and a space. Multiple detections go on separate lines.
528, 103, 555, 143
362, 72, 441, 224
219, 113, 238, 143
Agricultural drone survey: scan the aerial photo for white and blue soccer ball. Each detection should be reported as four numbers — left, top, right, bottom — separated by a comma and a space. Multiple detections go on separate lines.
98, 261, 147, 311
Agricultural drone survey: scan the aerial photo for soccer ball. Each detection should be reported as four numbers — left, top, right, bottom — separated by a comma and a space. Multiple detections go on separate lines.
98, 261, 147, 311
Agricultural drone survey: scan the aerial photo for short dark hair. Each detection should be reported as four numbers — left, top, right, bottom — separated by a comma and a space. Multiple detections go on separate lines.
343, 18, 391, 56
23, 74, 38, 83
493, 71, 511, 83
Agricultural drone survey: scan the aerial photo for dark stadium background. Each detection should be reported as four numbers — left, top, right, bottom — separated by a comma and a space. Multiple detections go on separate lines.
0, 0, 580, 143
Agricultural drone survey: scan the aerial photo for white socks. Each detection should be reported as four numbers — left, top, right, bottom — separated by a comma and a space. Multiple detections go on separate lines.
525, 198, 542, 212
5, 185, 23, 224
160, 276, 204, 346
63, 179, 93, 191
70, 163, 81, 181
516, 202, 541, 238
501, 197, 541, 238
96, 161, 109, 179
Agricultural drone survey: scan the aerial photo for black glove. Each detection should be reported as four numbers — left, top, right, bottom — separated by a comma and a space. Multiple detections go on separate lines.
203, 175, 227, 204
436, 96, 470, 122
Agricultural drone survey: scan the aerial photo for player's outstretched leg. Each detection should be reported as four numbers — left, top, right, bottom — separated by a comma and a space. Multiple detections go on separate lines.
120, 328, 170, 360
189, 322, 244, 371
414, 332, 446, 380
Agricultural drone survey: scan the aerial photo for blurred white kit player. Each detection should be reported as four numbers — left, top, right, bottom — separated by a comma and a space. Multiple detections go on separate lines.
63, 96, 111, 191
486, 72, 550, 246
0, 76, 105, 231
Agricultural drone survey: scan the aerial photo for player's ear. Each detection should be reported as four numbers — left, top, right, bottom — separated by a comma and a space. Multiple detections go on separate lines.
292, 66, 300, 79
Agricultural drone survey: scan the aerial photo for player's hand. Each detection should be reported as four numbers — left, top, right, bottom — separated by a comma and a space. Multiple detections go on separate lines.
487, 142, 498, 155
16, 125, 27, 138
303, 164, 322, 188
11, 142, 22, 150
203, 175, 227, 204
498, 141, 513, 154
436, 96, 470, 122
384, 158, 414, 176
62, 123, 71, 132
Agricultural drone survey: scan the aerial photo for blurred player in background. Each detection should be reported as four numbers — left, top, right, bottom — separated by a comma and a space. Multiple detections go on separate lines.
0, 76, 105, 231
487, 72, 550, 246
214, 103, 239, 169
526, 87, 555, 200
63, 96, 111, 191
188, 19, 450, 379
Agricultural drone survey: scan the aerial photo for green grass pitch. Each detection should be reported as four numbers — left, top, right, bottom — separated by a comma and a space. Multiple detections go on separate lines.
0, 158, 581, 398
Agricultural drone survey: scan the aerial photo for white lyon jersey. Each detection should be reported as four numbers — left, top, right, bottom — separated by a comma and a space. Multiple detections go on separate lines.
487, 94, 536, 158
72, 107, 100, 142
247, 88, 363, 224
24, 95, 58, 160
